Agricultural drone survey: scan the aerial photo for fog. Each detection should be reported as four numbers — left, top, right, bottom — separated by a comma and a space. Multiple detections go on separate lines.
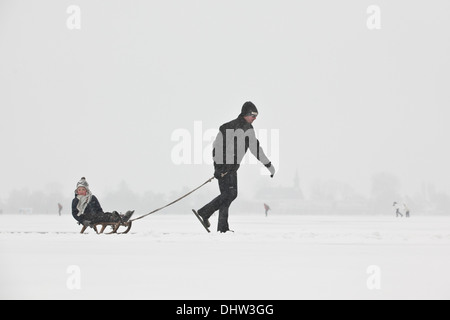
1, 1, 449, 215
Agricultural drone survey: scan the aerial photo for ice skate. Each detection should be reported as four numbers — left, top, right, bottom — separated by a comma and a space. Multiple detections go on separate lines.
192, 209, 211, 233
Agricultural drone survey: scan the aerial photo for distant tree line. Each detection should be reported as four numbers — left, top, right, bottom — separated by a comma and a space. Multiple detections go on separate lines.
0, 174, 448, 216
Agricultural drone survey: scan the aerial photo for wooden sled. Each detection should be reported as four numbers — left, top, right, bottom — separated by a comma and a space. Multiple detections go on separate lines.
80, 221, 132, 234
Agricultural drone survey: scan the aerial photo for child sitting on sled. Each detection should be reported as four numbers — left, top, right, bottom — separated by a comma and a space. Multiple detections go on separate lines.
72, 177, 133, 226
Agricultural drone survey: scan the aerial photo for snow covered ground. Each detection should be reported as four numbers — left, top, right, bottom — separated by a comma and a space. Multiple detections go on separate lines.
1, 213, 450, 300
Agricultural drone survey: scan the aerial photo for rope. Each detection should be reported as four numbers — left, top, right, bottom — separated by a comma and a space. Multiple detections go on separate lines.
130, 176, 215, 222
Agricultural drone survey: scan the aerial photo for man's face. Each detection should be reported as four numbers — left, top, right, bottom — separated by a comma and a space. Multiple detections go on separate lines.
244, 114, 257, 124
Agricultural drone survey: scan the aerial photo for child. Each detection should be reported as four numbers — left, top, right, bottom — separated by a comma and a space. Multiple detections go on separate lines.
72, 177, 133, 226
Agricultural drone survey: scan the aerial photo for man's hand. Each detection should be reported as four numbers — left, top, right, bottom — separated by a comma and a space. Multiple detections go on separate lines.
214, 170, 228, 179
265, 162, 276, 178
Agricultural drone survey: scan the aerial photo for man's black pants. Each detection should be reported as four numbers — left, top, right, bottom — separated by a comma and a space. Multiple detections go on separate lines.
198, 171, 238, 232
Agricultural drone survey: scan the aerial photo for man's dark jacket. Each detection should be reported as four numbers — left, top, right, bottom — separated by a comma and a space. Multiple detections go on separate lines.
212, 114, 271, 178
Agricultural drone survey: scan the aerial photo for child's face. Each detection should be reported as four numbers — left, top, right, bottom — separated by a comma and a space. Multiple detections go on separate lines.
77, 187, 87, 196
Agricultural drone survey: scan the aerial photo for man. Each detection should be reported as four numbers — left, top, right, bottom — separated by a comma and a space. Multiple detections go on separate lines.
194, 102, 276, 232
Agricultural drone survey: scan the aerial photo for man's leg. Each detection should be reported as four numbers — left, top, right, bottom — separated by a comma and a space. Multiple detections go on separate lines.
217, 172, 238, 232
197, 172, 238, 231
197, 194, 222, 220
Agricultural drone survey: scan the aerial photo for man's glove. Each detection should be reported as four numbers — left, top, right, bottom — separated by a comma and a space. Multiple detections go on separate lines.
265, 162, 276, 178
214, 170, 228, 179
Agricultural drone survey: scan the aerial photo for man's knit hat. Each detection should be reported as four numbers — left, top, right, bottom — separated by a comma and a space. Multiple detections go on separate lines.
240, 101, 259, 117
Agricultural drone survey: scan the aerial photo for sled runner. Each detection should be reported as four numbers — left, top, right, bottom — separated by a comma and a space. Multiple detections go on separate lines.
80, 221, 132, 234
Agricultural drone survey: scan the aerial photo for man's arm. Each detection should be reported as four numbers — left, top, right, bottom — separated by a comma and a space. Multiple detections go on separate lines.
246, 129, 276, 177
246, 128, 271, 165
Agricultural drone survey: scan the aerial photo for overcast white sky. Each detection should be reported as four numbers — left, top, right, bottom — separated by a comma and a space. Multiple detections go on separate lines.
1, 0, 449, 201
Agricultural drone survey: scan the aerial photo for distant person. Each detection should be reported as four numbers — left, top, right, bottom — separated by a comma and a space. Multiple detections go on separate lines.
72, 177, 134, 226
193, 102, 276, 233
58, 203, 63, 216
393, 202, 403, 218
404, 203, 410, 218
264, 203, 271, 217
